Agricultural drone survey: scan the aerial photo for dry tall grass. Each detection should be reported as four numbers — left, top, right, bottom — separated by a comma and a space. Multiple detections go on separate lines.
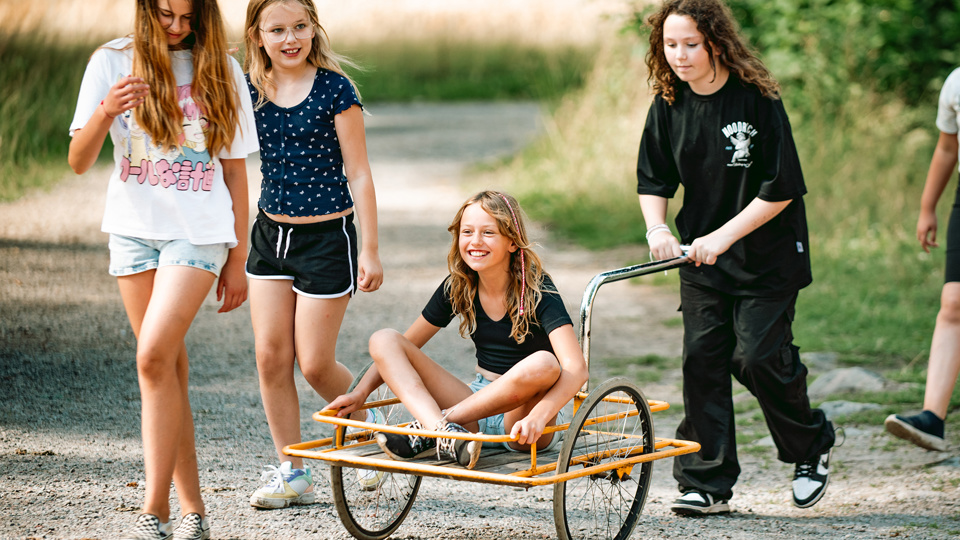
0, 0, 625, 44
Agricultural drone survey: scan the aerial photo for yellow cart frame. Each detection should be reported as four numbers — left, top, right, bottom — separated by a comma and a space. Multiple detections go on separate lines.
285, 256, 700, 540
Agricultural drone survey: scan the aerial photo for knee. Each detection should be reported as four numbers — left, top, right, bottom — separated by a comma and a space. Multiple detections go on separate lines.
522, 352, 563, 387
938, 288, 960, 325
734, 341, 799, 383
136, 346, 175, 384
368, 328, 403, 364
255, 347, 293, 385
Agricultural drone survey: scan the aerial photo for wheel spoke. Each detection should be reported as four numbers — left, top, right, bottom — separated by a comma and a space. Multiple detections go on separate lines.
554, 379, 654, 540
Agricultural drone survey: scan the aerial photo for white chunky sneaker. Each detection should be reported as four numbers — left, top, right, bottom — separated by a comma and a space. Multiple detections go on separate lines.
249, 461, 316, 509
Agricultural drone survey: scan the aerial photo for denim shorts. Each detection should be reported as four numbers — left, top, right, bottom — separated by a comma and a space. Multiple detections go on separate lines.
468, 373, 563, 452
108, 234, 229, 277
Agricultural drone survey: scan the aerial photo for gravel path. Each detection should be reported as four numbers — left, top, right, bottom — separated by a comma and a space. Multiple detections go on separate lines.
1, 102, 958, 539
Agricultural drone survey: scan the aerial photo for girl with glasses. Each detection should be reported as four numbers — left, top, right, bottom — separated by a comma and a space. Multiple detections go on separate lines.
241, 0, 383, 509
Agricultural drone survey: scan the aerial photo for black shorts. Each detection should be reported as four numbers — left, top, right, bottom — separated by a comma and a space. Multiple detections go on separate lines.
246, 209, 358, 297
947, 180, 960, 283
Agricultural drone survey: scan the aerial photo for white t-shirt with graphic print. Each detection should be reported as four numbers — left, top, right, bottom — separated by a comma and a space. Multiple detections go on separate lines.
70, 37, 258, 247
936, 67, 960, 172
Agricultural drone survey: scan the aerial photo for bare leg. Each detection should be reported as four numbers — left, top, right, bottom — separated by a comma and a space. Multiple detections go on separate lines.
295, 294, 354, 404
924, 282, 960, 419
444, 352, 562, 450
118, 266, 216, 522
249, 279, 302, 467
443, 352, 561, 423
369, 329, 562, 439
369, 329, 474, 429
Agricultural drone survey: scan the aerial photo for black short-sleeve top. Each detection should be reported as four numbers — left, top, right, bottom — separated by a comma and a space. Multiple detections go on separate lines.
421, 275, 574, 375
636, 75, 812, 296
247, 68, 361, 217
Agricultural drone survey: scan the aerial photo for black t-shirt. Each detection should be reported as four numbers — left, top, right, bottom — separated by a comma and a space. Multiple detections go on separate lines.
421, 274, 573, 375
636, 75, 812, 296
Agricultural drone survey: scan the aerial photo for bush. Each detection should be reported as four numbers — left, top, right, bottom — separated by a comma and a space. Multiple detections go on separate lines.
630, 0, 960, 114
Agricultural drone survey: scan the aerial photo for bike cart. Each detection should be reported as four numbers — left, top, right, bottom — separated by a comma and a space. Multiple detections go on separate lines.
285, 254, 700, 540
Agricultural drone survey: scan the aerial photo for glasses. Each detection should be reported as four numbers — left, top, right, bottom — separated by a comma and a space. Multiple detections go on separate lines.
259, 23, 315, 43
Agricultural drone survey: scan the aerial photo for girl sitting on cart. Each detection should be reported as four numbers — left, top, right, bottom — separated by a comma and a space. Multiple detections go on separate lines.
326, 190, 588, 469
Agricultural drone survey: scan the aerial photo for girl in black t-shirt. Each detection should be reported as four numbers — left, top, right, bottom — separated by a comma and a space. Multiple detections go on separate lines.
636, 0, 835, 516
327, 191, 587, 470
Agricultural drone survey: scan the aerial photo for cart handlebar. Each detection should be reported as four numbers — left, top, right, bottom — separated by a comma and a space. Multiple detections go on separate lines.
577, 247, 691, 393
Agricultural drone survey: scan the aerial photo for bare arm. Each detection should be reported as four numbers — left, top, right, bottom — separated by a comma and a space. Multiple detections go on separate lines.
511, 324, 588, 445
216, 158, 249, 313
918, 131, 959, 252
68, 76, 149, 174
639, 194, 682, 260
687, 197, 792, 266
336, 105, 383, 292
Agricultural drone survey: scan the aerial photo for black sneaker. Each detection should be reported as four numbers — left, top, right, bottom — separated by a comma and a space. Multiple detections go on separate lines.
670, 490, 730, 515
375, 420, 436, 460
437, 421, 481, 469
793, 448, 831, 508
884, 412, 948, 451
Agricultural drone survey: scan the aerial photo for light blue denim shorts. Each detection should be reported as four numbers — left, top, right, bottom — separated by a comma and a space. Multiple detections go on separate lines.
468, 372, 562, 452
108, 234, 229, 277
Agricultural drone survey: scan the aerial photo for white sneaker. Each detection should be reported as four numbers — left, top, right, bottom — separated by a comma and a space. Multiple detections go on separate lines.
348, 408, 386, 490
249, 461, 316, 509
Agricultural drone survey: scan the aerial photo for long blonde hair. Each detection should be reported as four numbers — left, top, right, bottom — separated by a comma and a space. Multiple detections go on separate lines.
445, 191, 549, 344
131, 0, 240, 156
243, 0, 362, 110
645, 0, 780, 104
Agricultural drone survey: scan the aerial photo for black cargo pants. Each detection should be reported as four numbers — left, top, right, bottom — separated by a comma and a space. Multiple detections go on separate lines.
673, 280, 835, 500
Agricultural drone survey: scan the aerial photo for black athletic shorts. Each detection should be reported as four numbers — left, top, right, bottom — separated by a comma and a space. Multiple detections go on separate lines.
246, 209, 358, 297
947, 179, 960, 283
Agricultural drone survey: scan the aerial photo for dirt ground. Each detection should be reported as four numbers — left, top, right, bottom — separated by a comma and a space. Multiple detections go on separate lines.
1, 102, 959, 539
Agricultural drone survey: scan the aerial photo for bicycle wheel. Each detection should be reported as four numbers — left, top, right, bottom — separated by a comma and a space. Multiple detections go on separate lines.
553, 377, 654, 540
331, 364, 422, 540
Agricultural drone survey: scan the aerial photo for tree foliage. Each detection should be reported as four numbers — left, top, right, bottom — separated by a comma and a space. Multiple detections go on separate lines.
631, 0, 960, 113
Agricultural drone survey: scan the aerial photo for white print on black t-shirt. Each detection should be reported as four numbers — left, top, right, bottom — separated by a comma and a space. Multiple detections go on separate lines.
722, 121, 757, 168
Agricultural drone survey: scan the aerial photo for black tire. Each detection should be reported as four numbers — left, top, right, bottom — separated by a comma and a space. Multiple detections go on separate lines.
331, 363, 422, 540
553, 377, 655, 540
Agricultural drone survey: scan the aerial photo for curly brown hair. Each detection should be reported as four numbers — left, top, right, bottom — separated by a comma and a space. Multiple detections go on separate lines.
644, 0, 780, 104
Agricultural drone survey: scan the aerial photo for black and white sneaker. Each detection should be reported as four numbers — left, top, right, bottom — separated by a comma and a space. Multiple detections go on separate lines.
792, 448, 831, 508
121, 513, 173, 540
437, 421, 481, 469
670, 490, 731, 515
376, 420, 437, 460
884, 412, 948, 452
173, 513, 209, 540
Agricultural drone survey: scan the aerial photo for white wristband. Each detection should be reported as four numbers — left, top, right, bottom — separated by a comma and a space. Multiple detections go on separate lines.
645, 223, 671, 241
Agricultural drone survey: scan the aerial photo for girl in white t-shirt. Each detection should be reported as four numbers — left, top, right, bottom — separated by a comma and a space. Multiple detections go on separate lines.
67, 0, 258, 538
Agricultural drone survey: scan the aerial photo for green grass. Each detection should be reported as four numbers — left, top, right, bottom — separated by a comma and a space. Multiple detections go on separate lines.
0, 33, 596, 202
602, 354, 672, 382
0, 34, 94, 201
342, 39, 596, 102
